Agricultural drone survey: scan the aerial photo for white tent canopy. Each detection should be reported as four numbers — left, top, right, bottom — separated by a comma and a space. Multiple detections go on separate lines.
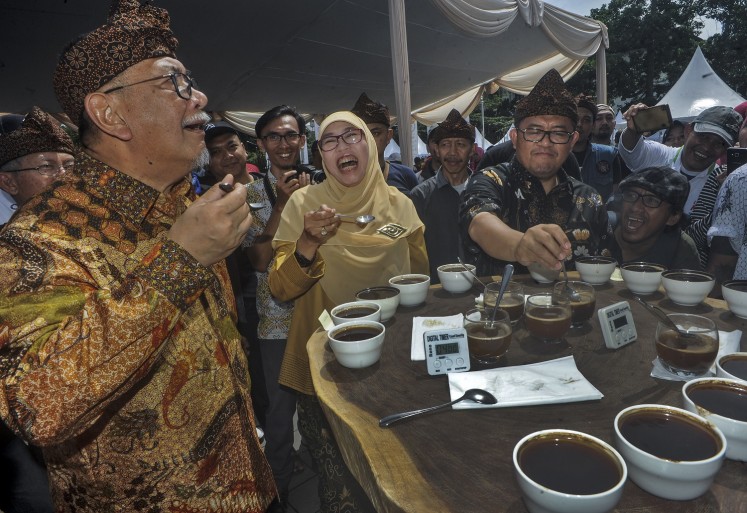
656, 47, 745, 121
1, 0, 608, 163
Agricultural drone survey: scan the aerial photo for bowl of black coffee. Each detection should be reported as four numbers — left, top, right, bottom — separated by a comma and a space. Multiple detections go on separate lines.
328, 321, 385, 369
620, 262, 665, 295
513, 429, 626, 513
331, 301, 381, 326
683, 377, 747, 461
716, 352, 747, 383
355, 286, 400, 322
614, 404, 726, 500
389, 274, 430, 307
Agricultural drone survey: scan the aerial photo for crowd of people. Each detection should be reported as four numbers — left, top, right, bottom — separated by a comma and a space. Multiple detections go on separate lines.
1, 1, 746, 513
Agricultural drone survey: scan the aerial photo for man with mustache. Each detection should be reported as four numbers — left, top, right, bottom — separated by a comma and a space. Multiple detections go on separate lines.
460, 69, 612, 277
592, 103, 616, 146
609, 166, 700, 269
0, 1, 276, 512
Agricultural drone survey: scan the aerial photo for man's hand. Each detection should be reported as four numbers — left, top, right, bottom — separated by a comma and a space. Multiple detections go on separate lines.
169, 176, 252, 266
514, 224, 571, 270
620, 103, 650, 150
276, 170, 310, 209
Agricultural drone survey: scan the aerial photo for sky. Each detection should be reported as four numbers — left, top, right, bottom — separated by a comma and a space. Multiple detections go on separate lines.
548, 0, 722, 38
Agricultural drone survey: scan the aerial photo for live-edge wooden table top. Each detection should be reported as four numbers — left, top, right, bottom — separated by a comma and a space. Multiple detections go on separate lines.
307, 274, 747, 513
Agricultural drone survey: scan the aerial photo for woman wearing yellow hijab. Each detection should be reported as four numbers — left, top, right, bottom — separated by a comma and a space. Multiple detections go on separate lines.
269, 111, 428, 511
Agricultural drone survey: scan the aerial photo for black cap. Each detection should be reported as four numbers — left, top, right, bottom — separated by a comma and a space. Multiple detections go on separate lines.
204, 121, 239, 144
692, 106, 742, 147
619, 166, 690, 212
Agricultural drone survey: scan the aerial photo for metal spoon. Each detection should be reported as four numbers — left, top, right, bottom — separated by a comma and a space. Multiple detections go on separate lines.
379, 388, 497, 428
561, 259, 582, 302
633, 296, 696, 338
217, 183, 263, 211
491, 264, 514, 324
457, 257, 489, 289
336, 213, 375, 225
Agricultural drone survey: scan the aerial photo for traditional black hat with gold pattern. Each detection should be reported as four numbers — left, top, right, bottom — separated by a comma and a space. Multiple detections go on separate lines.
514, 69, 578, 126
53, 0, 179, 126
432, 109, 475, 143
351, 93, 391, 127
0, 107, 75, 168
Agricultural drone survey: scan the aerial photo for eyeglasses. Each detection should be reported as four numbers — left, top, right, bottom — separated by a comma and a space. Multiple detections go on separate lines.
6, 162, 74, 176
621, 190, 663, 208
103, 72, 197, 100
517, 128, 574, 144
319, 129, 364, 152
261, 132, 302, 145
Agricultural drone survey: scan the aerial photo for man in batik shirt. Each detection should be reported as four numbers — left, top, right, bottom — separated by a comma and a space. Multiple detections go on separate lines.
459, 69, 612, 276
0, 1, 276, 512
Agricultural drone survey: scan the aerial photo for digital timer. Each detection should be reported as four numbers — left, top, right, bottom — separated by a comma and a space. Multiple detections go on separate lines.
597, 300, 637, 349
424, 327, 471, 375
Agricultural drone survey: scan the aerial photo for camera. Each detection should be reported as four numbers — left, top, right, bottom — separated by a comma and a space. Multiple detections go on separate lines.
289, 164, 326, 184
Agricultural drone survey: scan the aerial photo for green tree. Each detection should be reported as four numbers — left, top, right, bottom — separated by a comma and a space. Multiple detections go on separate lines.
567, 0, 703, 107
697, 0, 747, 96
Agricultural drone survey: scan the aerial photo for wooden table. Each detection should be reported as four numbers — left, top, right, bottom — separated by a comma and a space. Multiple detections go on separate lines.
307, 275, 747, 513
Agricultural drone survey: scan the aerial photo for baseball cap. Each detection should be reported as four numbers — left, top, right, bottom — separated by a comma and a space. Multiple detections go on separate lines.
619, 166, 689, 212
204, 121, 239, 144
692, 106, 742, 147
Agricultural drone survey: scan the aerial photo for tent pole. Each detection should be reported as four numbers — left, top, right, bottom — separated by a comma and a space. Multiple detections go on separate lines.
480, 92, 486, 150
595, 45, 608, 105
389, 0, 413, 166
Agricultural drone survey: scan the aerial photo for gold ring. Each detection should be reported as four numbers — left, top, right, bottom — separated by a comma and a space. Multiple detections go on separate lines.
321, 227, 328, 236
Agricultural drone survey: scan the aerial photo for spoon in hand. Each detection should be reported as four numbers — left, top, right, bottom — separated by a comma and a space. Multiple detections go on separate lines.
336, 213, 375, 226
633, 296, 696, 338
217, 183, 263, 211
379, 388, 497, 428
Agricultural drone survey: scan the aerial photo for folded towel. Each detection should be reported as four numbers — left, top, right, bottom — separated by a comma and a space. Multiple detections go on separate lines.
448, 355, 603, 409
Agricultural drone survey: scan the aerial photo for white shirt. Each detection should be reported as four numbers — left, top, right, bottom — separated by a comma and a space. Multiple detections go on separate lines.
708, 165, 747, 280
617, 133, 710, 214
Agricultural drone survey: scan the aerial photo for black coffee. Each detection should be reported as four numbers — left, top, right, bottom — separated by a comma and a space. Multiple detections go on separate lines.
356, 287, 398, 300
392, 277, 427, 285
499, 295, 524, 322
619, 409, 721, 461
577, 256, 616, 265
465, 323, 511, 361
721, 356, 747, 381
519, 433, 622, 495
656, 330, 718, 374
623, 264, 664, 273
336, 307, 376, 319
440, 265, 466, 273
570, 293, 595, 325
333, 327, 382, 342
664, 271, 712, 282
525, 307, 571, 339
687, 382, 747, 422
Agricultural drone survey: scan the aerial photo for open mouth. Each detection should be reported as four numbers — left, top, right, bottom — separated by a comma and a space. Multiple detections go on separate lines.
624, 215, 645, 232
338, 156, 358, 170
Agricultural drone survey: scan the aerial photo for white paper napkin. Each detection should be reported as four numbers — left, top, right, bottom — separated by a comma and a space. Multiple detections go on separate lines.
651, 329, 742, 382
411, 314, 464, 361
448, 356, 603, 409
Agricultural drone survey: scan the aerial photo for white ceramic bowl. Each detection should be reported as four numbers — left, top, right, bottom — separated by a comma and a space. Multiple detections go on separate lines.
437, 263, 476, 294
328, 320, 385, 369
614, 404, 726, 500
330, 301, 381, 326
513, 429, 627, 513
620, 262, 665, 295
661, 269, 715, 306
722, 280, 747, 319
389, 274, 430, 307
683, 377, 747, 461
355, 286, 400, 322
528, 262, 560, 283
716, 352, 747, 383
575, 256, 617, 285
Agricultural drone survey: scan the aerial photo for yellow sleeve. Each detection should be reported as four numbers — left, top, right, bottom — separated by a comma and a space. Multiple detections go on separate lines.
407, 226, 430, 276
268, 241, 325, 303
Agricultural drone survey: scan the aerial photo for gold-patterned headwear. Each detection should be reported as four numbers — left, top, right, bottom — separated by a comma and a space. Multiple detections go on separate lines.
53, 0, 179, 125
350, 92, 391, 127
514, 69, 578, 126
432, 109, 474, 143
0, 107, 75, 168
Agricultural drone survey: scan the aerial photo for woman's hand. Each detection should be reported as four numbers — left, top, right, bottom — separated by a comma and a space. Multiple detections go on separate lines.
296, 204, 342, 261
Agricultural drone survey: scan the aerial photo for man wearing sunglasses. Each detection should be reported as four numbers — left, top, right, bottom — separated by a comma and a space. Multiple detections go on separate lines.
460, 69, 612, 277
0, 107, 74, 230
609, 166, 700, 269
0, 1, 276, 512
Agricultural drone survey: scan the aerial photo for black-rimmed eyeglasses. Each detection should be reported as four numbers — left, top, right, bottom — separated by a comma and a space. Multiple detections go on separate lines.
262, 132, 302, 145
517, 128, 574, 144
5, 162, 74, 176
621, 190, 664, 208
103, 72, 197, 100
319, 129, 363, 152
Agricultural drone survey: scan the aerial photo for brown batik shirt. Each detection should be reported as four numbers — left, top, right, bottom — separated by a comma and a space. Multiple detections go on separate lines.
459, 157, 612, 276
0, 151, 275, 512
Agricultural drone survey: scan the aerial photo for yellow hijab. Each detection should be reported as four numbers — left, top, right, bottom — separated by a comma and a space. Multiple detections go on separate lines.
273, 111, 423, 304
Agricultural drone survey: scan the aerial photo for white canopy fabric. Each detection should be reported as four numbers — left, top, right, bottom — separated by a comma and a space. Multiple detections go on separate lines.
656, 47, 745, 121
1, 0, 607, 163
